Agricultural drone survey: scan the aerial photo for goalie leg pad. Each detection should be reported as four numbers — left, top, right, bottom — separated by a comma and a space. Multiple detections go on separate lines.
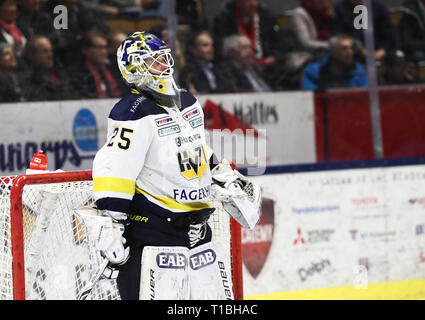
188, 242, 234, 300
139, 246, 190, 300
139, 243, 234, 300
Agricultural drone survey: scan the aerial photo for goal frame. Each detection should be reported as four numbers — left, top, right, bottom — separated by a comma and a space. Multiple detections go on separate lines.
7, 170, 244, 300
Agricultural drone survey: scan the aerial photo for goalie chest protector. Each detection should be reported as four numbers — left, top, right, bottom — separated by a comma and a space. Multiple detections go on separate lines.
92, 90, 214, 216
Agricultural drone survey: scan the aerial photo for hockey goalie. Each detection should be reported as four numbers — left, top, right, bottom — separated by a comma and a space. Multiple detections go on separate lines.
87, 31, 262, 300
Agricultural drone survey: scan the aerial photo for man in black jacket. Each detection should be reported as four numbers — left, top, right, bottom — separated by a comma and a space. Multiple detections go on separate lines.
180, 30, 228, 94
333, 0, 397, 62
68, 31, 122, 99
216, 34, 271, 93
22, 35, 77, 101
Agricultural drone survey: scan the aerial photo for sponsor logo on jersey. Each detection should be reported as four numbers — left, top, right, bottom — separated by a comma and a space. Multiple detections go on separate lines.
175, 133, 202, 147
158, 124, 181, 137
156, 252, 187, 269
130, 96, 146, 113
189, 249, 216, 270
242, 196, 275, 279
177, 145, 208, 181
173, 186, 210, 201
155, 116, 175, 127
189, 117, 203, 129
183, 108, 200, 121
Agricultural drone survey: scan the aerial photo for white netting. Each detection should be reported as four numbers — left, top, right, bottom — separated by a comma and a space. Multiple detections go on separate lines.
0, 176, 119, 300
0, 174, 237, 300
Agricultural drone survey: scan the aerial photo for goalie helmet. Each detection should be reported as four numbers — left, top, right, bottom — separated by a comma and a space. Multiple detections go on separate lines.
117, 31, 179, 100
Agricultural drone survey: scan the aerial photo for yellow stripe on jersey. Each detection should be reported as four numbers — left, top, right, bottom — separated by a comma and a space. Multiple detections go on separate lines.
136, 187, 212, 211
93, 177, 136, 195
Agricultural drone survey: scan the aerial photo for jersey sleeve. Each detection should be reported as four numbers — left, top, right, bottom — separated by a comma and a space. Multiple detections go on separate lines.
92, 114, 154, 215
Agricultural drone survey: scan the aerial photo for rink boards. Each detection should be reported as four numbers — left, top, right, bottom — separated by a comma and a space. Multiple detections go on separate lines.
242, 159, 425, 299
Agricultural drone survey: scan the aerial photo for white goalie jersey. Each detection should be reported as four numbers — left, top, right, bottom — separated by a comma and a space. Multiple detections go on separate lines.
92, 89, 215, 217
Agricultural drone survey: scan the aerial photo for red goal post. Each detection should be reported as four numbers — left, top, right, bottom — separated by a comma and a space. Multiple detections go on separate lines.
0, 171, 243, 300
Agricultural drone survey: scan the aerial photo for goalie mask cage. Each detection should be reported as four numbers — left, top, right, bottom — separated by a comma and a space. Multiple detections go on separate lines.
0, 171, 243, 300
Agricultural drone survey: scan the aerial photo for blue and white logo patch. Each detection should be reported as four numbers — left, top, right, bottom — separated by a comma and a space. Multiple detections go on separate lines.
190, 249, 216, 270
158, 124, 181, 137
156, 252, 187, 269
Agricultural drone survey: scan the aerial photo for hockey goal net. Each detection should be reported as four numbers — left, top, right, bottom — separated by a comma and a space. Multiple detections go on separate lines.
0, 171, 243, 300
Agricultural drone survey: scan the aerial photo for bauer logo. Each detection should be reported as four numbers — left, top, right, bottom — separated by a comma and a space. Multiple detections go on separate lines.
189, 249, 216, 270
73, 108, 98, 152
156, 252, 187, 269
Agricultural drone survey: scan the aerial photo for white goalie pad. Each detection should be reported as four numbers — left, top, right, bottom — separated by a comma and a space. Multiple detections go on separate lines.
210, 159, 262, 229
74, 207, 126, 265
139, 242, 233, 300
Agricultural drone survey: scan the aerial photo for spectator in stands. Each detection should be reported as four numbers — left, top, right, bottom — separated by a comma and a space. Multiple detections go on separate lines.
0, 42, 24, 102
119, 0, 167, 19
22, 35, 77, 101
288, 0, 335, 72
398, 0, 425, 62
177, 0, 206, 28
107, 31, 127, 65
38, 0, 109, 67
180, 30, 225, 94
216, 34, 272, 93
0, 0, 26, 56
378, 49, 421, 85
302, 34, 368, 90
107, 31, 129, 94
16, 0, 49, 39
79, 0, 121, 17
333, 0, 397, 62
69, 31, 122, 99
213, 0, 279, 69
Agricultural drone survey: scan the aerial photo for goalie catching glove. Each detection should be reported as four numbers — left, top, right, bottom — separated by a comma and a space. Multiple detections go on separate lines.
210, 159, 262, 229
74, 207, 130, 280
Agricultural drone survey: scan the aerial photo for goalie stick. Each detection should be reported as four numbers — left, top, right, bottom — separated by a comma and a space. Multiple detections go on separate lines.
77, 257, 109, 300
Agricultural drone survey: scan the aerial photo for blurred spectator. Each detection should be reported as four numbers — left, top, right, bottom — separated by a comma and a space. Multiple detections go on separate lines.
333, 0, 397, 62
0, 0, 26, 56
119, 0, 167, 19
288, 0, 335, 71
213, 0, 279, 69
216, 34, 271, 93
177, 0, 206, 28
68, 31, 122, 99
37, 0, 109, 67
378, 49, 421, 85
399, 0, 425, 62
302, 34, 368, 90
180, 30, 225, 94
107, 31, 127, 64
22, 35, 77, 101
107, 31, 129, 94
79, 0, 120, 17
149, 23, 186, 78
0, 42, 24, 102
16, 0, 49, 39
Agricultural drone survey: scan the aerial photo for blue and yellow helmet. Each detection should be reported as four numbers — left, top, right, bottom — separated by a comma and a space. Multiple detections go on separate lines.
117, 31, 177, 95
